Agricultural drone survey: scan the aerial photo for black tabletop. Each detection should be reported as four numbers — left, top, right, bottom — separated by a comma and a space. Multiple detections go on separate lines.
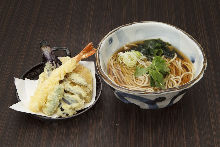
0, 0, 219, 147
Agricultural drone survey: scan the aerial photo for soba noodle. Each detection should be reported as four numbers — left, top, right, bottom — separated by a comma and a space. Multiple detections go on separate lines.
107, 41, 194, 92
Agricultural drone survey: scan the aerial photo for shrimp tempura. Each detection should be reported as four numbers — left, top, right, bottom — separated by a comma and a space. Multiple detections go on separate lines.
29, 43, 96, 112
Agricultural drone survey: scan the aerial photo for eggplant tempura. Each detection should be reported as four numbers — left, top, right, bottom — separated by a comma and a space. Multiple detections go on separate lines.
29, 41, 96, 117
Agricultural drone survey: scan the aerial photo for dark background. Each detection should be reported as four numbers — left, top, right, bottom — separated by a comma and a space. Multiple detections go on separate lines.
0, 0, 219, 147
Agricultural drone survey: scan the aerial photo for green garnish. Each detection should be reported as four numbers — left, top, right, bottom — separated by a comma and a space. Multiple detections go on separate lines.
118, 50, 143, 67
134, 56, 170, 89
152, 56, 170, 75
149, 70, 164, 88
134, 66, 149, 77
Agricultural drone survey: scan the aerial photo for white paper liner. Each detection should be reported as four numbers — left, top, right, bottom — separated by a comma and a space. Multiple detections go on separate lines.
10, 61, 96, 118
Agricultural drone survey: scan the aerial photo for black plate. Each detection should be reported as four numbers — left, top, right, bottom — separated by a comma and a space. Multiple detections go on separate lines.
15, 46, 102, 120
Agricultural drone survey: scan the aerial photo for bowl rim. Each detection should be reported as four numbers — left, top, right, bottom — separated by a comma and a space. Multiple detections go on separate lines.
96, 21, 207, 95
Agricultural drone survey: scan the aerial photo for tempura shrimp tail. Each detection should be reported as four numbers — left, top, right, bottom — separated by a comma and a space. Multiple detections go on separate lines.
74, 42, 96, 62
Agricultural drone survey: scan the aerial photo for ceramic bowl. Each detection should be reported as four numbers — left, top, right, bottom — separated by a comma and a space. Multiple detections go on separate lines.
96, 21, 207, 109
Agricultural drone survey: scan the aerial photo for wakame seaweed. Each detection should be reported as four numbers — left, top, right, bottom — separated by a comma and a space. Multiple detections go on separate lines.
132, 39, 176, 60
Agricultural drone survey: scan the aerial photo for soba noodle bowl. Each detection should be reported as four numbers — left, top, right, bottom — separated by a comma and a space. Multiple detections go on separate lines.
107, 39, 194, 92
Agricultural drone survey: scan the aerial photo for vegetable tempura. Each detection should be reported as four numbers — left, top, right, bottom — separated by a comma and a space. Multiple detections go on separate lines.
29, 41, 96, 117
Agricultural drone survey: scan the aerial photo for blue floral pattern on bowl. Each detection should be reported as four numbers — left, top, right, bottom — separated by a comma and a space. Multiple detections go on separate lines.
113, 89, 187, 109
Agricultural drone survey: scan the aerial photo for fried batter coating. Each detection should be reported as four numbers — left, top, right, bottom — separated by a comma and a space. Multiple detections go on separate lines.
29, 43, 96, 113
56, 93, 85, 117
42, 84, 64, 115
29, 58, 78, 112
68, 73, 88, 86
64, 83, 87, 97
